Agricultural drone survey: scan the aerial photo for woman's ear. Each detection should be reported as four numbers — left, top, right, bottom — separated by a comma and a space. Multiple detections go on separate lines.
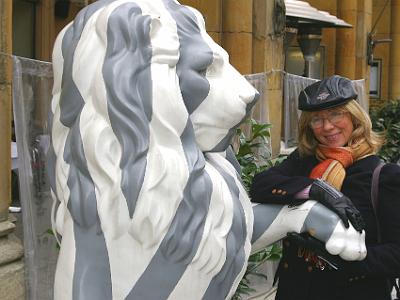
351, 116, 361, 129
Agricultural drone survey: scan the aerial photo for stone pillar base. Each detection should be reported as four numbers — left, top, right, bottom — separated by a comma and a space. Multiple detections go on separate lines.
0, 220, 25, 300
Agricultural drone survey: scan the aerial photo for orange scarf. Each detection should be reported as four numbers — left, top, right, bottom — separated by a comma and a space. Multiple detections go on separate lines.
310, 140, 373, 190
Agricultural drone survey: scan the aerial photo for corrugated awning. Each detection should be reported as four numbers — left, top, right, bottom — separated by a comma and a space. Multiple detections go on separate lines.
285, 0, 352, 28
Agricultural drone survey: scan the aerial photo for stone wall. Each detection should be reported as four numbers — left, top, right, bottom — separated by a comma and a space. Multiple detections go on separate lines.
0, 1, 25, 299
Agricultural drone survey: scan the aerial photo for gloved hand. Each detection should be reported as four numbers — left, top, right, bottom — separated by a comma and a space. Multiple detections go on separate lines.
309, 179, 365, 232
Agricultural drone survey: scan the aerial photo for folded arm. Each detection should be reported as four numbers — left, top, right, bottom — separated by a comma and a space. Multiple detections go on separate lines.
250, 150, 314, 205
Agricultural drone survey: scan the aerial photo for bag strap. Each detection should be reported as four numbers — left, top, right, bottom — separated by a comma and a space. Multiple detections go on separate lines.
371, 162, 385, 243
394, 279, 400, 300
370, 162, 400, 299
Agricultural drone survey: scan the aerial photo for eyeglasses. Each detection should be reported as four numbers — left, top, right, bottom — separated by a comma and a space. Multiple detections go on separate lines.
309, 111, 347, 129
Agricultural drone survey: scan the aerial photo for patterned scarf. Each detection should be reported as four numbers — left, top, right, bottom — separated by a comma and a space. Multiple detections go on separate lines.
309, 139, 373, 190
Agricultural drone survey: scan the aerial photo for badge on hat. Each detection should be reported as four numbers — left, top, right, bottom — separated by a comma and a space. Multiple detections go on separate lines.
316, 92, 330, 102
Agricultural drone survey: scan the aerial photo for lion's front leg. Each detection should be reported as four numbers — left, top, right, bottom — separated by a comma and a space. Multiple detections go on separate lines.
251, 200, 366, 261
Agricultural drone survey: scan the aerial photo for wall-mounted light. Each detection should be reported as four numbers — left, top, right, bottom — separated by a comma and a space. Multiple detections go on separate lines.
367, 0, 391, 66
367, 33, 391, 66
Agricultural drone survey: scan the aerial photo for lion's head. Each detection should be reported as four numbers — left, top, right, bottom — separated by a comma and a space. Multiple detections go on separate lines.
49, 0, 258, 299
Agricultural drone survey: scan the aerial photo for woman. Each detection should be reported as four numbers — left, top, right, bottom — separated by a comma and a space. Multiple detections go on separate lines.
250, 75, 400, 300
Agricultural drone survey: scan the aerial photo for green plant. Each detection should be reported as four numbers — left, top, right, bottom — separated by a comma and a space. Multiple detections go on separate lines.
371, 100, 400, 163
235, 119, 276, 191
233, 118, 285, 299
46, 228, 60, 249
232, 244, 282, 300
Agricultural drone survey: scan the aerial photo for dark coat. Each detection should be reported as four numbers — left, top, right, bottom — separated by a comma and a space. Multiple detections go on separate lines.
250, 149, 400, 300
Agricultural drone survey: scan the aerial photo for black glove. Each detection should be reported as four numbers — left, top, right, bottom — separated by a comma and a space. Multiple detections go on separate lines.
309, 179, 365, 232
286, 232, 342, 270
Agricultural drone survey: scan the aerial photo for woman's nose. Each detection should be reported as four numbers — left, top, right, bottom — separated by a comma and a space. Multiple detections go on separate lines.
322, 118, 335, 130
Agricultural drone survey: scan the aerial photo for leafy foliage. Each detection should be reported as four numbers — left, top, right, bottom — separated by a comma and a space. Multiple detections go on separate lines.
232, 244, 282, 300
46, 229, 60, 250
235, 119, 285, 191
233, 119, 285, 299
370, 100, 400, 163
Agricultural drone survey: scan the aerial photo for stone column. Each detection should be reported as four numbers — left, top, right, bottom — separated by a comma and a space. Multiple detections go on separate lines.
252, 0, 285, 156
390, 0, 400, 100
181, 0, 222, 45
355, 0, 372, 91
369, 0, 391, 102
0, 0, 12, 223
34, 0, 56, 131
201, 0, 222, 44
336, 1, 357, 79
0, 1, 25, 299
222, 0, 253, 74
336, 0, 371, 88
35, 0, 55, 62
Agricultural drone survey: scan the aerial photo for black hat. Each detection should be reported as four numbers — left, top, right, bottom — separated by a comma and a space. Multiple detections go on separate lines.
298, 75, 357, 111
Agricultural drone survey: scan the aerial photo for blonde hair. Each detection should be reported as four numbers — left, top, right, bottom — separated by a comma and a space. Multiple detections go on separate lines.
297, 100, 384, 156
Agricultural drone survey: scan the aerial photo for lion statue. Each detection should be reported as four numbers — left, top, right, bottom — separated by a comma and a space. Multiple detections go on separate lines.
47, 1, 366, 299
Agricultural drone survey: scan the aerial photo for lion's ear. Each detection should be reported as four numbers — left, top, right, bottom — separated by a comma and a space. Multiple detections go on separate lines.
149, 15, 162, 36
149, 14, 180, 65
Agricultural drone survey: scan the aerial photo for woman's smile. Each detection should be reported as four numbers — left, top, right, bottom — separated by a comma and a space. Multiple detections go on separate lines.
325, 132, 341, 143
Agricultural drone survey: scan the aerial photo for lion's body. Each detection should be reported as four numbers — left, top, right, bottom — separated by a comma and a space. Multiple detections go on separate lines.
49, 1, 256, 299
49, 1, 366, 299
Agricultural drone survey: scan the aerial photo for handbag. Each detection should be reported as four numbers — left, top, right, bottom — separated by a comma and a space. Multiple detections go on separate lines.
371, 162, 400, 300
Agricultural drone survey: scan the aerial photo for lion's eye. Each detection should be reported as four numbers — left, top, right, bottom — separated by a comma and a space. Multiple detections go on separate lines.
187, 50, 213, 76
206, 50, 226, 77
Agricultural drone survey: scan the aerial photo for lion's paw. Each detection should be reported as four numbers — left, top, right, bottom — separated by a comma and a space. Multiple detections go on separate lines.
325, 221, 367, 261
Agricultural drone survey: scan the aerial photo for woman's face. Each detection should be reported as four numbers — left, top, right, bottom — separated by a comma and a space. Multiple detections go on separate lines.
310, 108, 354, 147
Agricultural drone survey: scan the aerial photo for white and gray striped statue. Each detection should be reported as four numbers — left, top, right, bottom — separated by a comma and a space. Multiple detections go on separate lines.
47, 1, 366, 299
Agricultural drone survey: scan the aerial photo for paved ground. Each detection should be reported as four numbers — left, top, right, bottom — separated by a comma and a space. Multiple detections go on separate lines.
246, 287, 276, 300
